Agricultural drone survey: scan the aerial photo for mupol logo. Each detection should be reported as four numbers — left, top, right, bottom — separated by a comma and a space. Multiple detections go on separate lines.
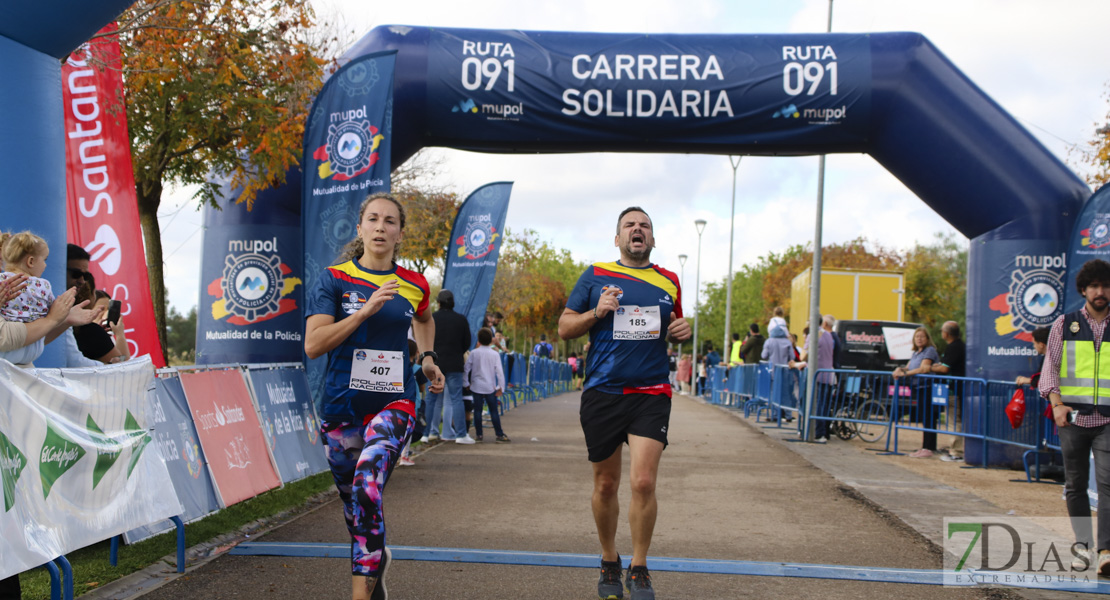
1081, 214, 1110, 250
452, 98, 478, 113
772, 104, 800, 119
239, 276, 265, 292
990, 265, 1065, 341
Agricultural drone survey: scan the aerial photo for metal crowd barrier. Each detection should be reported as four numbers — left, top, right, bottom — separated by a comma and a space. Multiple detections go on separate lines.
702, 364, 1062, 480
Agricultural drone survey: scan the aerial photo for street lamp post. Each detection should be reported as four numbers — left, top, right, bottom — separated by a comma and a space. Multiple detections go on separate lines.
678, 253, 688, 365
724, 156, 742, 362
692, 219, 707, 395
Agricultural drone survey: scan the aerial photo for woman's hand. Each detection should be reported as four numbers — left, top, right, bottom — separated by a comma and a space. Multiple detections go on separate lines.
423, 360, 444, 394
892, 366, 906, 378
358, 279, 399, 320
0, 273, 28, 306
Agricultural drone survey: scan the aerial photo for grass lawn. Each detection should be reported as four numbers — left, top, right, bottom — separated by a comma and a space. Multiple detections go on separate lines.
19, 472, 334, 600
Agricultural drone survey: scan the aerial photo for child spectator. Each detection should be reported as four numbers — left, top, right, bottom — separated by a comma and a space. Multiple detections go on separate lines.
0, 231, 54, 365
464, 327, 510, 442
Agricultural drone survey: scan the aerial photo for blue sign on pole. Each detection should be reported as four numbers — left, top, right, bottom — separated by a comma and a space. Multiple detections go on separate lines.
301, 51, 396, 412
441, 183, 513, 346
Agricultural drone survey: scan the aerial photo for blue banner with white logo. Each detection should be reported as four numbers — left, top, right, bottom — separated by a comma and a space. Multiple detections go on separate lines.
301, 51, 395, 410
441, 182, 513, 347
1063, 185, 1110, 314
425, 30, 871, 149
245, 366, 329, 483
124, 376, 221, 543
195, 171, 305, 365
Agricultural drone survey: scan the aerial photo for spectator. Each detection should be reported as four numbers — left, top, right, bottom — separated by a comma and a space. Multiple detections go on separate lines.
0, 231, 55, 365
464, 327, 510, 442
767, 306, 787, 338
92, 289, 130, 364
677, 353, 692, 394
738, 323, 765, 365
930, 321, 967, 462
762, 325, 794, 366
728, 332, 742, 366
790, 332, 803, 362
399, 339, 429, 467
1015, 326, 1050, 387
533, 333, 553, 358
790, 315, 838, 443
667, 347, 677, 385
700, 342, 720, 394
70, 272, 126, 364
1040, 259, 1110, 575
568, 351, 582, 389
423, 289, 475, 445
893, 327, 940, 458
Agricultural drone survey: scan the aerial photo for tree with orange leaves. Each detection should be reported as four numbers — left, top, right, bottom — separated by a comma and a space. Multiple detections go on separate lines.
103, 0, 329, 360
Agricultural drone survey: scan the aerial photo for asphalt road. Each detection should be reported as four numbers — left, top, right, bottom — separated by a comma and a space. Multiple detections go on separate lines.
130, 391, 1004, 600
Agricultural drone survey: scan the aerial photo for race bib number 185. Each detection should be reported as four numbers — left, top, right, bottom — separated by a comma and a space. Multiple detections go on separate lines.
613, 305, 661, 340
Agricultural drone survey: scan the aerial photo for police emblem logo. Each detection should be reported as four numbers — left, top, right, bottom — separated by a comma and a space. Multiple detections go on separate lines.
221, 252, 284, 322
1071, 321, 1081, 334
342, 291, 367, 315
462, 219, 495, 259
601, 284, 625, 300
1087, 214, 1110, 249
326, 120, 376, 178
1006, 268, 1063, 331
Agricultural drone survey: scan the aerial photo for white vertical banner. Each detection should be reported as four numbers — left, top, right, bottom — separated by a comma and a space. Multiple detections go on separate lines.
0, 357, 182, 579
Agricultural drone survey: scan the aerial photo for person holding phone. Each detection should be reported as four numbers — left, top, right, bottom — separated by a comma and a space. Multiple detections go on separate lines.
1040, 259, 1110, 575
65, 263, 124, 364
93, 290, 130, 363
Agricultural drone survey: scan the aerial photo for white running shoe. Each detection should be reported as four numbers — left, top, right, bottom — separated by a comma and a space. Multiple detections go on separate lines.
455, 435, 477, 445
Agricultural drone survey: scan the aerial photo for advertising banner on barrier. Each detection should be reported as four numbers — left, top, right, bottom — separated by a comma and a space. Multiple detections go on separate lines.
62, 25, 165, 367
124, 375, 221, 543
301, 50, 396, 409
246, 367, 329, 483
195, 173, 305, 365
179, 369, 281, 506
425, 29, 871, 149
0, 358, 181, 580
442, 182, 513, 347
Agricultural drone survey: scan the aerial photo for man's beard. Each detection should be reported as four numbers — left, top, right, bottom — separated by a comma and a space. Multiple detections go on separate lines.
623, 242, 652, 262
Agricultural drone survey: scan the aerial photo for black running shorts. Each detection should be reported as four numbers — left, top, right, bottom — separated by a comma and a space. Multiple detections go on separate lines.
579, 388, 671, 462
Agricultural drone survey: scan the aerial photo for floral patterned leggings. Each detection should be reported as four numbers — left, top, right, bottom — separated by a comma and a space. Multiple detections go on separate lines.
322, 400, 415, 577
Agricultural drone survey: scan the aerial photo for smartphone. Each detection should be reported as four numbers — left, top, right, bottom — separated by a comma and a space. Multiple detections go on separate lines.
1068, 410, 1079, 425
106, 300, 121, 326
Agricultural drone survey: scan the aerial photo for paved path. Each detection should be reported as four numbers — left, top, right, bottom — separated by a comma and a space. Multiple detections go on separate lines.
91, 392, 1031, 599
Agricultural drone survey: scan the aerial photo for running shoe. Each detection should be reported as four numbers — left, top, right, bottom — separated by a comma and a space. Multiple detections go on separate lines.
597, 557, 623, 599
455, 435, 477, 445
625, 565, 654, 600
1099, 550, 1110, 577
371, 546, 391, 600
939, 453, 963, 462
908, 448, 934, 458
496, 434, 512, 443
397, 456, 415, 467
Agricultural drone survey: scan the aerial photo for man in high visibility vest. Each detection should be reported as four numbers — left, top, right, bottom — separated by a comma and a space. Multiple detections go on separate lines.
1040, 258, 1110, 575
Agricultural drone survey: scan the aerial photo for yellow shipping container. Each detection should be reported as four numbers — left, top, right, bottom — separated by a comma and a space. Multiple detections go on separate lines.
789, 268, 904, 338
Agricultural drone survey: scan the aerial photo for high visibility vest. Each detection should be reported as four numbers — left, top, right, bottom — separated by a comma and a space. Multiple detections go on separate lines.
1058, 310, 1110, 407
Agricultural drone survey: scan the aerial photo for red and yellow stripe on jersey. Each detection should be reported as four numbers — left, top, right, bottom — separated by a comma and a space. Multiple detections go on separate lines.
326, 261, 430, 318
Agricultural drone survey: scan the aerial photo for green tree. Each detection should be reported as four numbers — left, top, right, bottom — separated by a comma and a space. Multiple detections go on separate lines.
108, 0, 329, 362
1077, 83, 1110, 188
490, 229, 587, 355
903, 232, 969, 342
165, 303, 197, 365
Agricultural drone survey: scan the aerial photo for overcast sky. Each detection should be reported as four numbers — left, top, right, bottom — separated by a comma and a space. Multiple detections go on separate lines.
158, 0, 1109, 316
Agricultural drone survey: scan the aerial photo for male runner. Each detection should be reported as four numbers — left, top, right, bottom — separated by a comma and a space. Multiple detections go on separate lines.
558, 207, 691, 600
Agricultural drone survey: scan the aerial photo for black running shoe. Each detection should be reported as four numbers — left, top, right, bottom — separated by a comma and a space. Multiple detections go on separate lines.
598, 556, 623, 599
371, 547, 391, 600
625, 565, 654, 600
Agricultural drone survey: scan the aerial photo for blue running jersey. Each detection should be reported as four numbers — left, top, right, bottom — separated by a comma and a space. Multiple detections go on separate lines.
566, 261, 682, 395
305, 260, 430, 420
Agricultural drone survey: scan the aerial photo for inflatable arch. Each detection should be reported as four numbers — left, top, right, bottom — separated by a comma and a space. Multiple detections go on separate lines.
0, 1, 134, 366
328, 25, 1088, 381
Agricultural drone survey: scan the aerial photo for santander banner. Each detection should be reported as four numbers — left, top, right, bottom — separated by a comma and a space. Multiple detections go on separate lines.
63, 25, 165, 367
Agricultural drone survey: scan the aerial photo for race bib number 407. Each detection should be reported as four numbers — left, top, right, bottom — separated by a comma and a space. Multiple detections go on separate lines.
350, 349, 404, 393
613, 305, 661, 340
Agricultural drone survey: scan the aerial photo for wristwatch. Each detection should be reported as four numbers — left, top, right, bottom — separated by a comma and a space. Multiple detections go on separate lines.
419, 351, 439, 365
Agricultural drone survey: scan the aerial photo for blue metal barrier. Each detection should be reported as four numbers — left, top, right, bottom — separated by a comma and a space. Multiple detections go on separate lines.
762, 365, 804, 428
889, 375, 987, 457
